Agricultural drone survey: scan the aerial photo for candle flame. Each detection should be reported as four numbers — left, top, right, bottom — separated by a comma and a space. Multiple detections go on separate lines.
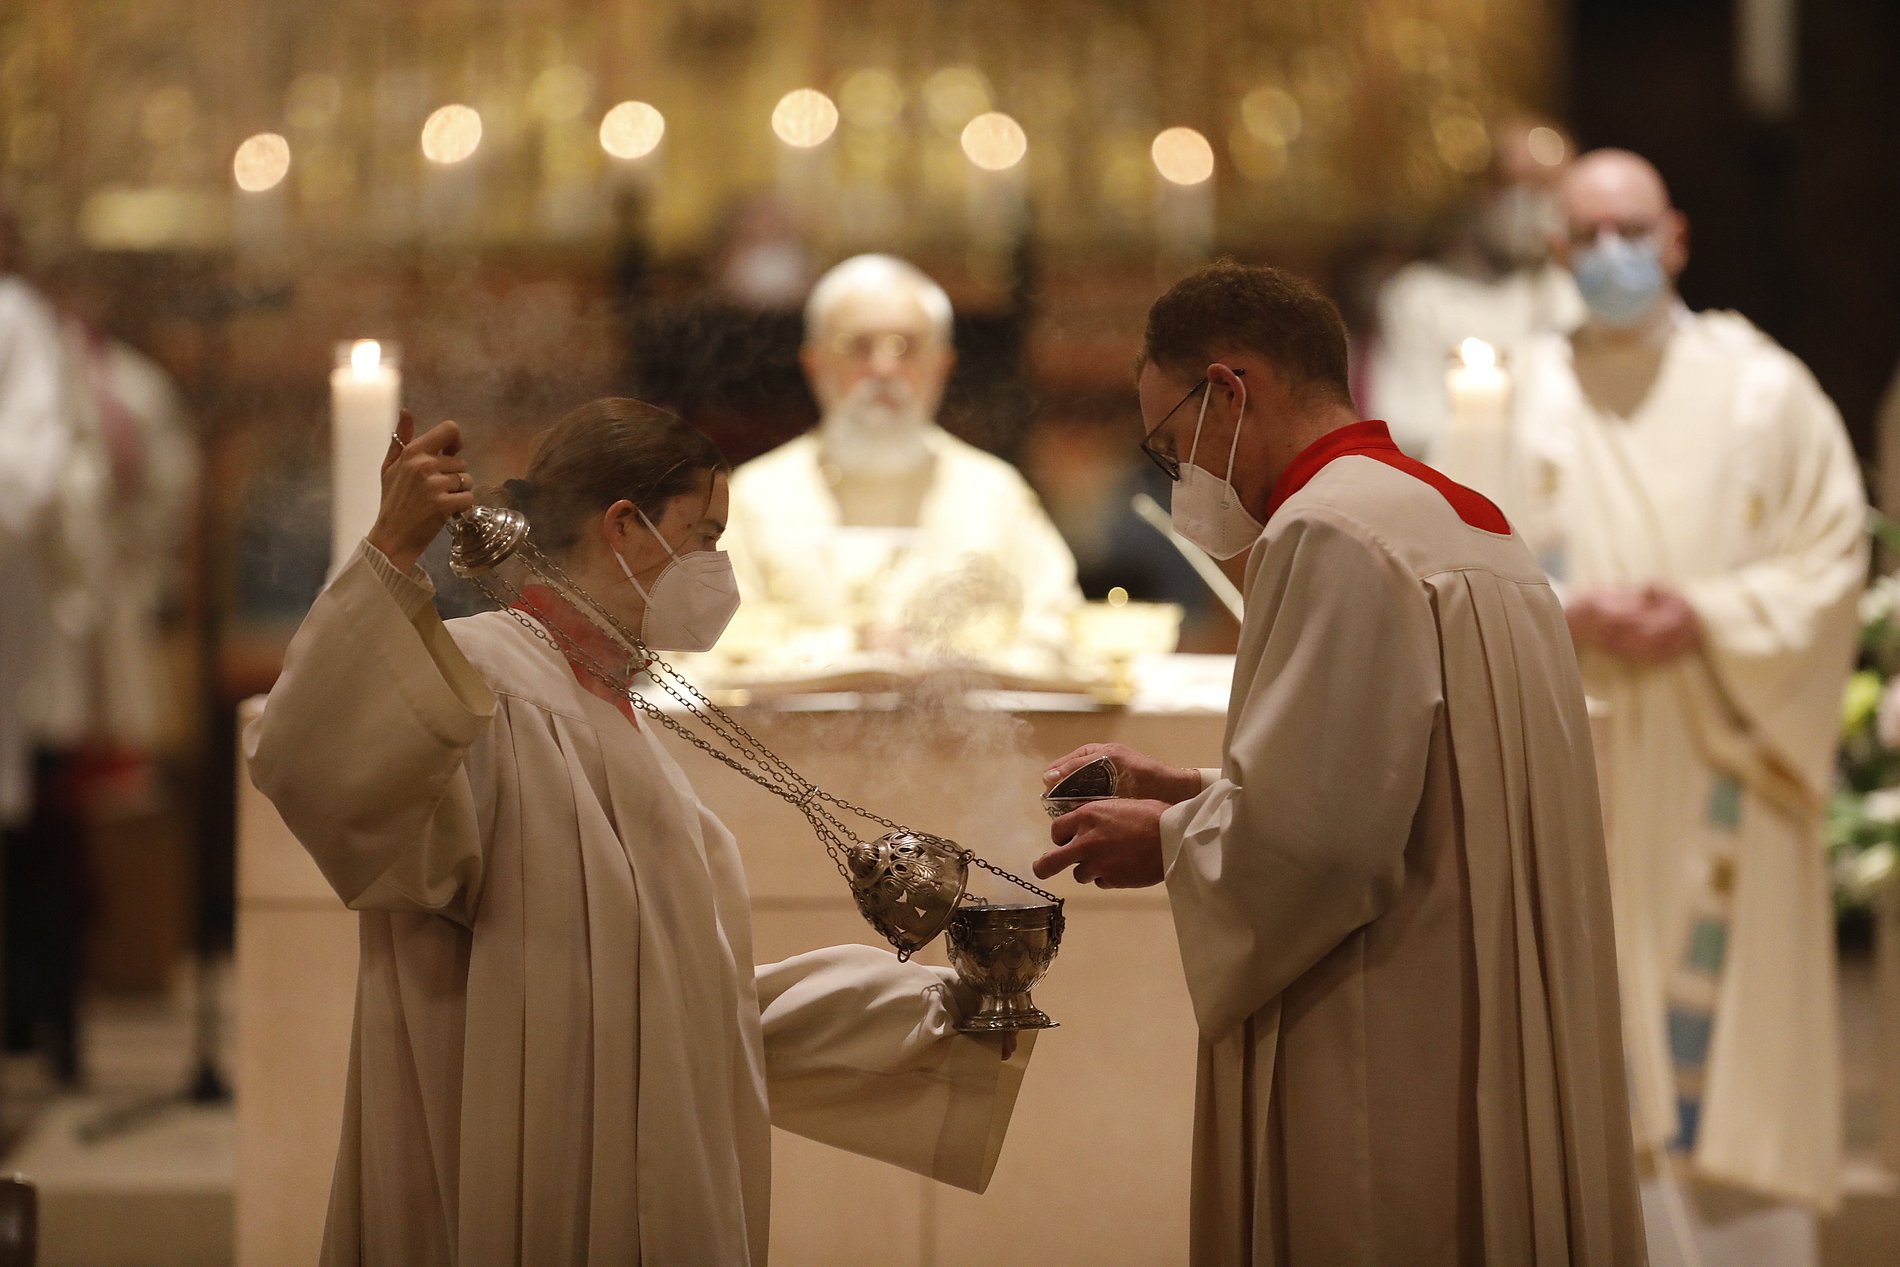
1459, 338, 1498, 372
350, 339, 382, 377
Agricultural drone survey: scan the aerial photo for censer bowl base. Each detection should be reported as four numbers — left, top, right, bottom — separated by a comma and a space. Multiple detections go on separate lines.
945, 900, 1065, 1035
954, 993, 1059, 1034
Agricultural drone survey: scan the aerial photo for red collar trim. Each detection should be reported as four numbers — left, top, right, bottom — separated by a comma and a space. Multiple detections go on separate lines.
1266, 421, 1405, 520
1264, 420, 1510, 534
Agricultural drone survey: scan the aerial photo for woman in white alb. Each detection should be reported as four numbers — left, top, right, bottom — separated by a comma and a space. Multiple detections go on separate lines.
246, 398, 1031, 1265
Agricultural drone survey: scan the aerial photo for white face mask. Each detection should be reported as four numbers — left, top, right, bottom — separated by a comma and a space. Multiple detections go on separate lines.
1170, 376, 1265, 561
614, 508, 741, 652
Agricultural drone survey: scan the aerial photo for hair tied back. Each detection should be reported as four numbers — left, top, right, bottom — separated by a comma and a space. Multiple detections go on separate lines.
502, 477, 538, 513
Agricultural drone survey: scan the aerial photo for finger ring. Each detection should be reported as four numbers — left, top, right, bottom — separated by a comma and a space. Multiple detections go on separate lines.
390, 432, 404, 448
459, 473, 471, 491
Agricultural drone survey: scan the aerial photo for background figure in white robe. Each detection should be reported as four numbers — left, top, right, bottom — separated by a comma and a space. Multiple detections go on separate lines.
30, 277, 198, 775
0, 205, 89, 1081
0, 207, 69, 829
1367, 116, 1583, 458
723, 254, 1082, 673
247, 398, 1031, 1265
1035, 261, 1645, 1265
1505, 149, 1866, 1267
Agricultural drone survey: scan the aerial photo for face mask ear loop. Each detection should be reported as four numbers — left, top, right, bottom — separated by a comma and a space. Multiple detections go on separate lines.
1183, 381, 1214, 470
635, 505, 686, 561
1219, 377, 1248, 509
614, 545, 655, 604
618, 505, 684, 604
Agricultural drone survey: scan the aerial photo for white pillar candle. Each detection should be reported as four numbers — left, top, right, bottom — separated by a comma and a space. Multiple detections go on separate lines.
329, 339, 401, 577
1440, 337, 1512, 499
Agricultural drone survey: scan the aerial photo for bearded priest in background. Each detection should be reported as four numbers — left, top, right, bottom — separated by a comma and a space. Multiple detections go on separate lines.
723, 254, 1082, 667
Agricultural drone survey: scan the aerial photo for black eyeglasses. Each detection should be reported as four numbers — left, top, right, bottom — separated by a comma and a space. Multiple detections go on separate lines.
1139, 369, 1242, 482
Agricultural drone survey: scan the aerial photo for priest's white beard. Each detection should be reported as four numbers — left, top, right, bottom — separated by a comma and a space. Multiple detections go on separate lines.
819, 379, 934, 476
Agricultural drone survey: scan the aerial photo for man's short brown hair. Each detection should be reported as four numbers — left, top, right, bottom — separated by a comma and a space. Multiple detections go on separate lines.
1141, 259, 1353, 407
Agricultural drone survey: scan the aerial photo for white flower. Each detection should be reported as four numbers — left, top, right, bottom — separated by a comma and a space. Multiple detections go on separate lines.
1879, 680, 1900, 750
1852, 842, 1899, 894
1861, 576, 1900, 627
1862, 788, 1900, 824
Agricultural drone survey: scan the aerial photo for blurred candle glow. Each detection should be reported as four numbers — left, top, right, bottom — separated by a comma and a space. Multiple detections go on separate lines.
1152, 127, 1215, 185
772, 89, 839, 148
960, 112, 1027, 171
330, 340, 401, 576
1440, 338, 1512, 497
232, 132, 291, 192
421, 104, 483, 164
599, 101, 665, 159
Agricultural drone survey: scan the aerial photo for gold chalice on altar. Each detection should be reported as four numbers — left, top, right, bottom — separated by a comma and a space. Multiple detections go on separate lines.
1070, 589, 1184, 705
946, 900, 1065, 1032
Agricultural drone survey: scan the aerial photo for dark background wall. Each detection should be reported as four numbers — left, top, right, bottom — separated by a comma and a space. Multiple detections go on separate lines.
1568, 0, 1900, 459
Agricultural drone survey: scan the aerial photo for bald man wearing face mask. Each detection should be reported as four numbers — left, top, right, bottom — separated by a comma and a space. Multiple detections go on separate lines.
1504, 149, 1866, 1266
723, 255, 1082, 675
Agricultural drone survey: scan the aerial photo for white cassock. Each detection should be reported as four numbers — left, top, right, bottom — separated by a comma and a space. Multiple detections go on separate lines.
1368, 259, 1582, 459
723, 426, 1082, 669
1159, 422, 1645, 1266
245, 544, 1033, 1266
29, 320, 197, 751
0, 275, 70, 824
1506, 308, 1866, 1221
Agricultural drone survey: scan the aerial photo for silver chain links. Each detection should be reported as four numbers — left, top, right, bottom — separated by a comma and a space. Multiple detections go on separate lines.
461, 547, 1060, 904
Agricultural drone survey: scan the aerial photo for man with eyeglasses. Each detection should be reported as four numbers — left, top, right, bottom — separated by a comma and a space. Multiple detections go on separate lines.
1036, 259, 1644, 1264
1505, 149, 1865, 1266
722, 254, 1081, 675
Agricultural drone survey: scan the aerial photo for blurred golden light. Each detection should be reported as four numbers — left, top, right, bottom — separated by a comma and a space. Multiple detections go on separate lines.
1228, 125, 1288, 183
838, 69, 904, 128
232, 132, 291, 192
1107, 587, 1130, 608
772, 88, 839, 148
141, 86, 196, 146
8, 111, 58, 169
1240, 86, 1302, 143
421, 104, 483, 164
1527, 125, 1568, 167
960, 112, 1027, 171
599, 101, 665, 159
922, 66, 992, 134
1431, 100, 1489, 174
286, 73, 343, 131
1152, 127, 1215, 185
530, 65, 593, 121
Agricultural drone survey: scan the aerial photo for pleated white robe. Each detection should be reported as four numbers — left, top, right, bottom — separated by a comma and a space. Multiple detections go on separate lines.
1507, 308, 1867, 1209
246, 545, 1032, 1266
1160, 426, 1645, 1265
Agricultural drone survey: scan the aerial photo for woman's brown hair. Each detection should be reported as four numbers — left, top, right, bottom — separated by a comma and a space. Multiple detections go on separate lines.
494, 398, 727, 554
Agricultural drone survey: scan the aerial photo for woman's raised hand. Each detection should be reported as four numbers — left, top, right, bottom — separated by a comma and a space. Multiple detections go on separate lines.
366, 409, 475, 574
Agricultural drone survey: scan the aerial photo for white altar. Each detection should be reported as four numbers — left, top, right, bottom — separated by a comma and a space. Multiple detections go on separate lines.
233, 655, 1233, 1265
